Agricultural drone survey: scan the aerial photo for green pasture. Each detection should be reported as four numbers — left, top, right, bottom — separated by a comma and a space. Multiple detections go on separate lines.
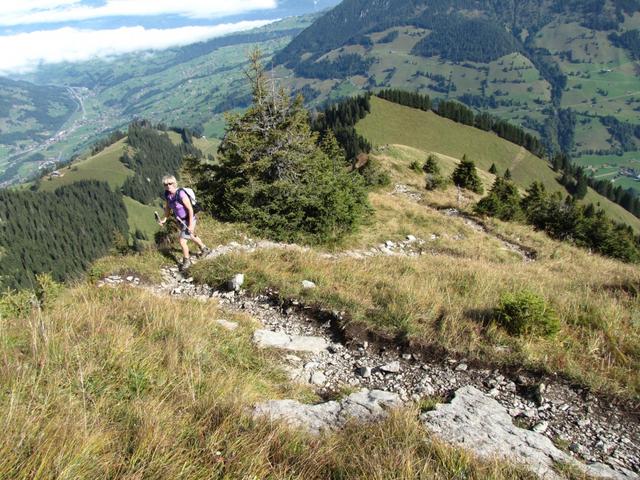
39, 138, 130, 192
575, 151, 640, 169
356, 96, 560, 190
573, 116, 612, 153
124, 196, 160, 239
356, 96, 640, 231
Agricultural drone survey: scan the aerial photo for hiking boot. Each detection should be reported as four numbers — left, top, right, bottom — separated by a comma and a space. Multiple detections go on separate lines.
180, 257, 192, 271
200, 246, 211, 257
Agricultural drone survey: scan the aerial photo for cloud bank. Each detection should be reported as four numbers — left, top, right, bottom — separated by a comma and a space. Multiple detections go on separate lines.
0, 0, 278, 26
0, 20, 275, 74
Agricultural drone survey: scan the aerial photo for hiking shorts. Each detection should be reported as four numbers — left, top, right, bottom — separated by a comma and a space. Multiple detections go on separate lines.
179, 218, 196, 240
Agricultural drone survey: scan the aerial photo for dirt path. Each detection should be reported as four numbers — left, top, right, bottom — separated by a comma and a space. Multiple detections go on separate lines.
512, 146, 527, 170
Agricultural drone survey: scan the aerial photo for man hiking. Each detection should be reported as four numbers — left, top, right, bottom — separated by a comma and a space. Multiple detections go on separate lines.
157, 175, 210, 270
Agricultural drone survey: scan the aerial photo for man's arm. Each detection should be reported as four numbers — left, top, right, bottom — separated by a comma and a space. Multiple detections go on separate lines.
159, 200, 170, 224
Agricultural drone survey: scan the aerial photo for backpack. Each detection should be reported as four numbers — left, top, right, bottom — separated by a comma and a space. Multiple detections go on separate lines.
168, 187, 202, 214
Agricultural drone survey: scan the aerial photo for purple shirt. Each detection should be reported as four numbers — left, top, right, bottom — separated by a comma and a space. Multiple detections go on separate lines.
166, 190, 190, 220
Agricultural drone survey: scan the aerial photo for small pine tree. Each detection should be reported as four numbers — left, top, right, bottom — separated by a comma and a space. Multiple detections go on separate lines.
423, 155, 441, 175
504, 168, 512, 180
489, 163, 498, 174
423, 154, 447, 190
451, 155, 484, 194
475, 177, 522, 221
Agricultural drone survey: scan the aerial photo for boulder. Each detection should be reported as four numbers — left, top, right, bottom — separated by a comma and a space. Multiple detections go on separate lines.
421, 386, 635, 480
254, 389, 402, 434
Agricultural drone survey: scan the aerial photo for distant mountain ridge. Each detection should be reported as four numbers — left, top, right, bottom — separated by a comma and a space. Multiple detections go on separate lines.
276, 0, 640, 65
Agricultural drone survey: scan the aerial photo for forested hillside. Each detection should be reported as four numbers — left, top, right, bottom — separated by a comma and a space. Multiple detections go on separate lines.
0, 181, 128, 290
120, 122, 202, 205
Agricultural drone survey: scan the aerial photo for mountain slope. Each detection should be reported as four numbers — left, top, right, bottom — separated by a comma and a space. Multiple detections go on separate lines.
356, 96, 640, 231
275, 0, 640, 195
0, 16, 316, 186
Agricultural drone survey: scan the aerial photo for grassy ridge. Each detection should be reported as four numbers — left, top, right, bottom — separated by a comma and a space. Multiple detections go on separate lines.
356, 97, 640, 231
39, 138, 131, 192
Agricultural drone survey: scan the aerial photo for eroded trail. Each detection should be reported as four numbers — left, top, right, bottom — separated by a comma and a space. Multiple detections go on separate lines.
100, 251, 639, 479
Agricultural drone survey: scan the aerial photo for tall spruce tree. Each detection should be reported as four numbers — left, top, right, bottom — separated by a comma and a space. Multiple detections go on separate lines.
196, 50, 369, 243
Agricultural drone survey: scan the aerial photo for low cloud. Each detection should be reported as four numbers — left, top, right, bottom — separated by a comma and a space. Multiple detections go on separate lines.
0, 0, 277, 26
0, 20, 275, 74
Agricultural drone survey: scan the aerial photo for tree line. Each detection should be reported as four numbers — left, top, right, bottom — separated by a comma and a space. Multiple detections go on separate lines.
474, 175, 640, 263
310, 94, 372, 160
0, 181, 128, 290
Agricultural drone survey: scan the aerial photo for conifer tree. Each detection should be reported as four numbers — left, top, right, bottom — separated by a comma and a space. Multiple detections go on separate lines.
196, 50, 369, 243
489, 163, 498, 174
451, 155, 483, 194
423, 154, 446, 190
475, 176, 522, 221
504, 168, 512, 180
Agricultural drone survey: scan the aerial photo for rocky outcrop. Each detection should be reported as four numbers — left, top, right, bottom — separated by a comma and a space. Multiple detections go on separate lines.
253, 389, 402, 434
422, 386, 638, 480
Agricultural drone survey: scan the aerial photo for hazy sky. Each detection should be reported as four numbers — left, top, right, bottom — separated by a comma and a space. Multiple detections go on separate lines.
0, 1, 285, 74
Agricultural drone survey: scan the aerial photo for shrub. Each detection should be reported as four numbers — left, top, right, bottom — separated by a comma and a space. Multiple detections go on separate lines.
359, 158, 390, 188
474, 177, 523, 221
494, 290, 560, 337
409, 160, 423, 173
423, 155, 447, 190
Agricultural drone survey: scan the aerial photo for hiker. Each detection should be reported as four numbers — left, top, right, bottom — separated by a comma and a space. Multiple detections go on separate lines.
157, 175, 210, 269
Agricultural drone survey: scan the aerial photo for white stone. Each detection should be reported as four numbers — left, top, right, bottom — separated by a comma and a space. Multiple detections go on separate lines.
215, 319, 239, 331
310, 371, 327, 385
229, 273, 244, 291
533, 421, 549, 434
253, 389, 402, 434
301, 280, 316, 289
421, 386, 632, 480
380, 361, 401, 373
252, 330, 328, 353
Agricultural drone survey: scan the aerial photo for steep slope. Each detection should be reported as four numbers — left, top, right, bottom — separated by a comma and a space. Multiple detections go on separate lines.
356, 96, 640, 230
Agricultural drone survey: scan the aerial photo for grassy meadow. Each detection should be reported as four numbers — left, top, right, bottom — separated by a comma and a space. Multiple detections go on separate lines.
39, 138, 131, 192
182, 143, 640, 400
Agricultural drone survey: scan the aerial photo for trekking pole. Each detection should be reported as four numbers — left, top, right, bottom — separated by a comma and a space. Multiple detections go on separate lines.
155, 211, 191, 235
175, 215, 192, 236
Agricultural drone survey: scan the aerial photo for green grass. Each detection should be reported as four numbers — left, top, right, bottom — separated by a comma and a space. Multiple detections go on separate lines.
39, 138, 131, 191
0, 269, 541, 479
356, 97, 640, 231
124, 196, 160, 240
